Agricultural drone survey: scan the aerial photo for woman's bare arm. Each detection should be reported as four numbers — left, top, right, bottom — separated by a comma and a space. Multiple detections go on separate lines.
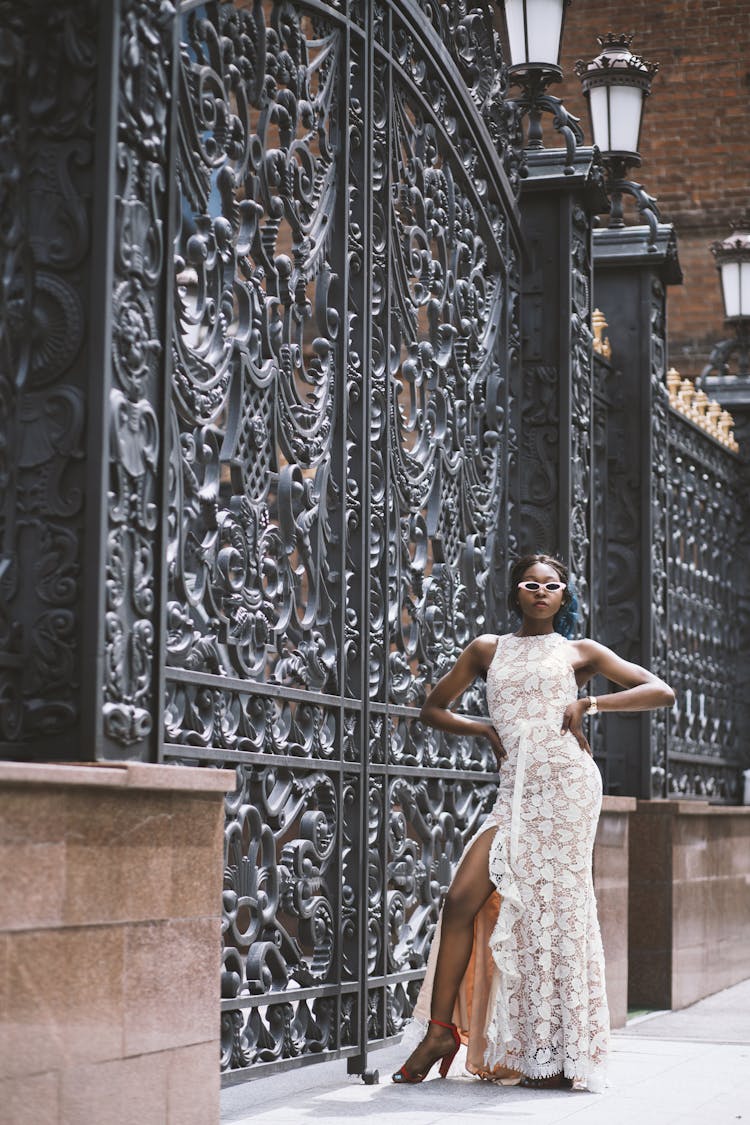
563, 639, 675, 754
571, 639, 675, 710
420, 635, 507, 763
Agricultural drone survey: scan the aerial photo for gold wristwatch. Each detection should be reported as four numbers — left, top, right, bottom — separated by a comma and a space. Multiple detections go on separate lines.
585, 696, 598, 716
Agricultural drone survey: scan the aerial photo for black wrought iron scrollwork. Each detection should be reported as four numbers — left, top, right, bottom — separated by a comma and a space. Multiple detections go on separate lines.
15, 0, 749, 1098
376, 21, 513, 709
666, 408, 744, 803
158, 0, 520, 1079
412, 1, 526, 197
519, 364, 559, 553
603, 366, 642, 668
699, 327, 750, 389
505, 252, 522, 574
104, 0, 175, 749
591, 352, 614, 765
605, 158, 661, 250
648, 279, 670, 796
569, 204, 593, 636
0, 1, 92, 746
508, 71, 584, 177
167, 1, 341, 699
368, 0, 518, 1041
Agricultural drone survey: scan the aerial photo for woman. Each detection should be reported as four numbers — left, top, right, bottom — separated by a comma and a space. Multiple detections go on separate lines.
393, 553, 674, 1091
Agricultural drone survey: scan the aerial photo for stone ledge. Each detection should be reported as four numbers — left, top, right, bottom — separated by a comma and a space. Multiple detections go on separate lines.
635, 799, 750, 816
601, 796, 637, 813
0, 760, 235, 794
628, 797, 750, 1010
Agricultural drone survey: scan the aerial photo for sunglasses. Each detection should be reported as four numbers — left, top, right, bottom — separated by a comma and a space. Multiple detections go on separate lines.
517, 581, 566, 592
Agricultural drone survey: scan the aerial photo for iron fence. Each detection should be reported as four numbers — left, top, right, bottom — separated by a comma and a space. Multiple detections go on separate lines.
666, 401, 746, 802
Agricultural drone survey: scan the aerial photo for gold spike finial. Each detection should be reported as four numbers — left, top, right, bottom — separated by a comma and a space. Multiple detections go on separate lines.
666, 367, 681, 403
677, 378, 696, 418
592, 309, 612, 359
705, 400, 722, 438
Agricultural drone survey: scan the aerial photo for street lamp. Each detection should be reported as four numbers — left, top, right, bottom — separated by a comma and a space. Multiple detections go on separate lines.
576, 34, 660, 245
713, 230, 750, 325
699, 230, 750, 394
497, 0, 583, 174
503, 0, 569, 75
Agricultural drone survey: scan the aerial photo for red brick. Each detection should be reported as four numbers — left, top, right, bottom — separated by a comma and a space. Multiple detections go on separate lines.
556, 0, 750, 377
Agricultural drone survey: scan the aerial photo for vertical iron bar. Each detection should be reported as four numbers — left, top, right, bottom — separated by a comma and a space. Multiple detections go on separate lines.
381, 1, 394, 1052
505, 234, 514, 615
350, 0, 375, 1078
154, 4, 181, 765
558, 193, 572, 562
334, 11, 352, 1053
640, 271, 654, 798
586, 217, 595, 642
662, 318, 671, 801
80, 0, 120, 760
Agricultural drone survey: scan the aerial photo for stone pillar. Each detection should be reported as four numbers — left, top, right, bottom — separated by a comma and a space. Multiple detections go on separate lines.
592, 226, 682, 799
628, 800, 750, 1011
518, 147, 608, 638
0, 761, 233, 1124
0, 0, 177, 763
593, 796, 637, 1029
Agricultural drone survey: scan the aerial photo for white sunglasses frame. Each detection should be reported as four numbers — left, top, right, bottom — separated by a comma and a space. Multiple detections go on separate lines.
516, 581, 567, 593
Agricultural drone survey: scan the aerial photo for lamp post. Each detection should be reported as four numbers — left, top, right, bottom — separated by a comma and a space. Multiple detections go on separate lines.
699, 230, 750, 399
576, 34, 661, 246
497, 0, 584, 174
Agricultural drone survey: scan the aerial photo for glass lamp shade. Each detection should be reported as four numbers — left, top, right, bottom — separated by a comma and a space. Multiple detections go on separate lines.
713, 232, 750, 321
588, 84, 644, 156
502, 0, 569, 72
576, 34, 658, 163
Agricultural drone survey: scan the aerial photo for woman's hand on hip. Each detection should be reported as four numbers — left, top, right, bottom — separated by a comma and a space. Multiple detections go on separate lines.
561, 698, 592, 755
483, 725, 507, 769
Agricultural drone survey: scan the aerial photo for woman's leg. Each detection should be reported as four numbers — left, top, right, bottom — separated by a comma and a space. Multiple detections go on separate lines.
430, 826, 496, 1021
395, 828, 496, 1079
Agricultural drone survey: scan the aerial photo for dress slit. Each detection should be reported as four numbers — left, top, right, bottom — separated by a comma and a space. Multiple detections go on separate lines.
408, 819, 521, 1079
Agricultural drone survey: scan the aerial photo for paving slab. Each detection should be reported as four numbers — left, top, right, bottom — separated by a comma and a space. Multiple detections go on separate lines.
618, 977, 750, 1044
221, 978, 750, 1125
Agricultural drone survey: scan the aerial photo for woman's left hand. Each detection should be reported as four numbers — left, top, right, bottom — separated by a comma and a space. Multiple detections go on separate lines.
561, 698, 592, 755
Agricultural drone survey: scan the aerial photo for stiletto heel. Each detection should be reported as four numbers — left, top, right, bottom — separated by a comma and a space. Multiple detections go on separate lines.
391, 1017, 461, 1083
433, 1017, 460, 1077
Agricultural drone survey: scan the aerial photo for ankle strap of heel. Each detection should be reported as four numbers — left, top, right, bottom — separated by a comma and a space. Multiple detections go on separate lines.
428, 1017, 456, 1031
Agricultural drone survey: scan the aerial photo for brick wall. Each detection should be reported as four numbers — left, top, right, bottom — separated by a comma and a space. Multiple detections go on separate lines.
551, 0, 750, 378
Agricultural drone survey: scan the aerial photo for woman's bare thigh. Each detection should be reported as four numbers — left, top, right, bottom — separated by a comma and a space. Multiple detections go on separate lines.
443, 825, 497, 922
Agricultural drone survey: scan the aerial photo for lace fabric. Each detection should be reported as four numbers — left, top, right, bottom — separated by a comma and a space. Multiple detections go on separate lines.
408, 632, 609, 1092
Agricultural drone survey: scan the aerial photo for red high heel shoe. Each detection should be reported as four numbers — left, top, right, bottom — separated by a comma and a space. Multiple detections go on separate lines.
391, 1017, 461, 1083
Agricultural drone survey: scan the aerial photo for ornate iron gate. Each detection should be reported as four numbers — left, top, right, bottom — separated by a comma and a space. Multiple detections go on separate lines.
159, 0, 523, 1081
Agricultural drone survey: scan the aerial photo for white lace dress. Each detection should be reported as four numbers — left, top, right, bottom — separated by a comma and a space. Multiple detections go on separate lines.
408, 631, 609, 1091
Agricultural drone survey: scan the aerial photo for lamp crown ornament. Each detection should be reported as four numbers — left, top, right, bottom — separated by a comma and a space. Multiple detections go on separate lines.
713, 230, 750, 249
576, 33, 659, 89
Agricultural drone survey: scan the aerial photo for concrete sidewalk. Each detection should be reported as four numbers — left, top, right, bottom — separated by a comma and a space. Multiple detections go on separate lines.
221, 979, 750, 1125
